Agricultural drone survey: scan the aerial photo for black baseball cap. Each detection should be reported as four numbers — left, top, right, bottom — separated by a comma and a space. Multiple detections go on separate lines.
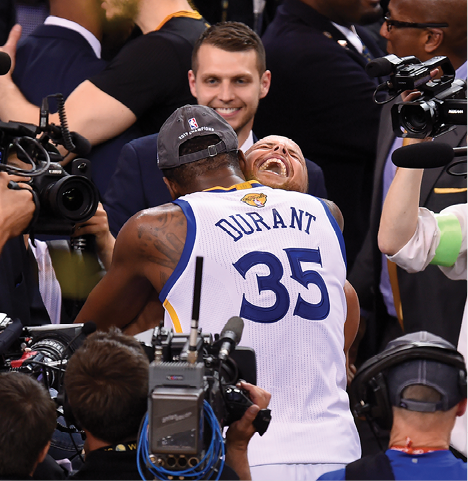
157, 104, 238, 169
385, 332, 466, 412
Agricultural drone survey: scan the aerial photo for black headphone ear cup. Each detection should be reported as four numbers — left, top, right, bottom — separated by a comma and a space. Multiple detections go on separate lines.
458, 368, 467, 398
368, 373, 393, 431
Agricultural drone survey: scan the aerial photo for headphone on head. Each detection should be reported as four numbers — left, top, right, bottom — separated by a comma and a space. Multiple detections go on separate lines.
349, 334, 467, 432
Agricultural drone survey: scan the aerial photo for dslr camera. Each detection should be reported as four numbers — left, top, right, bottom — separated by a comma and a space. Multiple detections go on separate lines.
367, 54, 467, 138
0, 94, 99, 236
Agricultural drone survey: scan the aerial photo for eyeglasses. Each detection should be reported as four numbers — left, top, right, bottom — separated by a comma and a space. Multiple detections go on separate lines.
384, 14, 449, 32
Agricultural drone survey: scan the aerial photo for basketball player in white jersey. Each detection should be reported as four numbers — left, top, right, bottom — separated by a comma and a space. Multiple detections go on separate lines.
76, 105, 361, 480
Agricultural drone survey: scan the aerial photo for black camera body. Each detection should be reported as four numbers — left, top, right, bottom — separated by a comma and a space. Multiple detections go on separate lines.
29, 159, 99, 235
367, 54, 467, 138
146, 325, 270, 472
0, 96, 99, 236
391, 78, 466, 139
0, 315, 88, 392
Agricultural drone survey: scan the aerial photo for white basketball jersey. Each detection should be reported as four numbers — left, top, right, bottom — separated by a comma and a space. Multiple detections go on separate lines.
161, 181, 361, 466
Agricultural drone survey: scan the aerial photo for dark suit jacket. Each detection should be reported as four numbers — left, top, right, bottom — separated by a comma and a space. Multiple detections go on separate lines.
13, 24, 141, 196
0, 237, 49, 326
254, 0, 385, 270
350, 101, 467, 352
103, 132, 328, 236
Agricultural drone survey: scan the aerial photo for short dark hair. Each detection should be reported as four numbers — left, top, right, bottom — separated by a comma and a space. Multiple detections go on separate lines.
192, 21, 266, 75
0, 372, 56, 477
64, 328, 149, 445
163, 134, 242, 189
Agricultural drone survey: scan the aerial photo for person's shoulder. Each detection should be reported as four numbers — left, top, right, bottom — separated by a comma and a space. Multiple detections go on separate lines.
115, 202, 184, 254
150, 15, 207, 44
127, 133, 159, 153
127, 203, 184, 233
305, 157, 323, 173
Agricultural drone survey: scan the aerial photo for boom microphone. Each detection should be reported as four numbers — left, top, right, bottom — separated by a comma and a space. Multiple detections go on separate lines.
0, 51, 11, 75
366, 54, 419, 78
392, 141, 456, 168
218, 316, 244, 361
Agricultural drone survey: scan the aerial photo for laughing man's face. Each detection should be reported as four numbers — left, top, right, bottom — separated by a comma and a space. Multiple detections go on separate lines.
243, 135, 309, 193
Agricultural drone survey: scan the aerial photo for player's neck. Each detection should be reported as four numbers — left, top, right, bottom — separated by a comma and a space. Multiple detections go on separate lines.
183, 169, 246, 195
135, 0, 197, 34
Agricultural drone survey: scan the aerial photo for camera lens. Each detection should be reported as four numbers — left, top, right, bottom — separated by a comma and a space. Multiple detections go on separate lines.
400, 101, 436, 136
47, 175, 99, 222
62, 187, 84, 212
403, 105, 427, 131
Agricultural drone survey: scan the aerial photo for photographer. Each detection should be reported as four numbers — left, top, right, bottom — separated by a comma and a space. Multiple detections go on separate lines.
318, 331, 467, 480
349, 0, 466, 376
64, 327, 270, 480
0, 371, 57, 479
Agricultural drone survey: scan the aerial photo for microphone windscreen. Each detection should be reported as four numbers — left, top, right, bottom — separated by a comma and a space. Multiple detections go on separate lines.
82, 321, 97, 336
366, 57, 393, 77
392, 142, 455, 168
0, 51, 11, 75
220, 316, 244, 340
71, 132, 92, 157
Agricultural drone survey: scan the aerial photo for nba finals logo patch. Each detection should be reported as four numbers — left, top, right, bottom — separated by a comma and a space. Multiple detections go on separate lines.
241, 192, 267, 208
188, 117, 198, 130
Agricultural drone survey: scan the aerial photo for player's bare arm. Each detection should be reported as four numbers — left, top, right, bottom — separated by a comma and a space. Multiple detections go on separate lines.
136, 203, 188, 293
344, 280, 360, 384
75, 203, 187, 331
344, 280, 360, 354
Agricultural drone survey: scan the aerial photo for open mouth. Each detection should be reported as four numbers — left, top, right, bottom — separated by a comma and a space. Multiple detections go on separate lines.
258, 157, 289, 177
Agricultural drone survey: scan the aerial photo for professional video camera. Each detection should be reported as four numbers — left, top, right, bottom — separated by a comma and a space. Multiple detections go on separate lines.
0, 314, 95, 393
138, 321, 271, 479
0, 93, 99, 236
366, 54, 467, 138
137, 258, 271, 480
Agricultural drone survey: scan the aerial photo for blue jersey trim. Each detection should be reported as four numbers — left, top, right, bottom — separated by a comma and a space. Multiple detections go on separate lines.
159, 199, 197, 302
317, 198, 347, 270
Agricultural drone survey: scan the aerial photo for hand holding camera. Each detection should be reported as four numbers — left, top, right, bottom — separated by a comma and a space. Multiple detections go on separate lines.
0, 171, 34, 250
367, 54, 467, 138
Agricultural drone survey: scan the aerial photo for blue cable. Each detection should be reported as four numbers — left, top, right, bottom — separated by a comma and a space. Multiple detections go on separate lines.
137, 401, 225, 480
